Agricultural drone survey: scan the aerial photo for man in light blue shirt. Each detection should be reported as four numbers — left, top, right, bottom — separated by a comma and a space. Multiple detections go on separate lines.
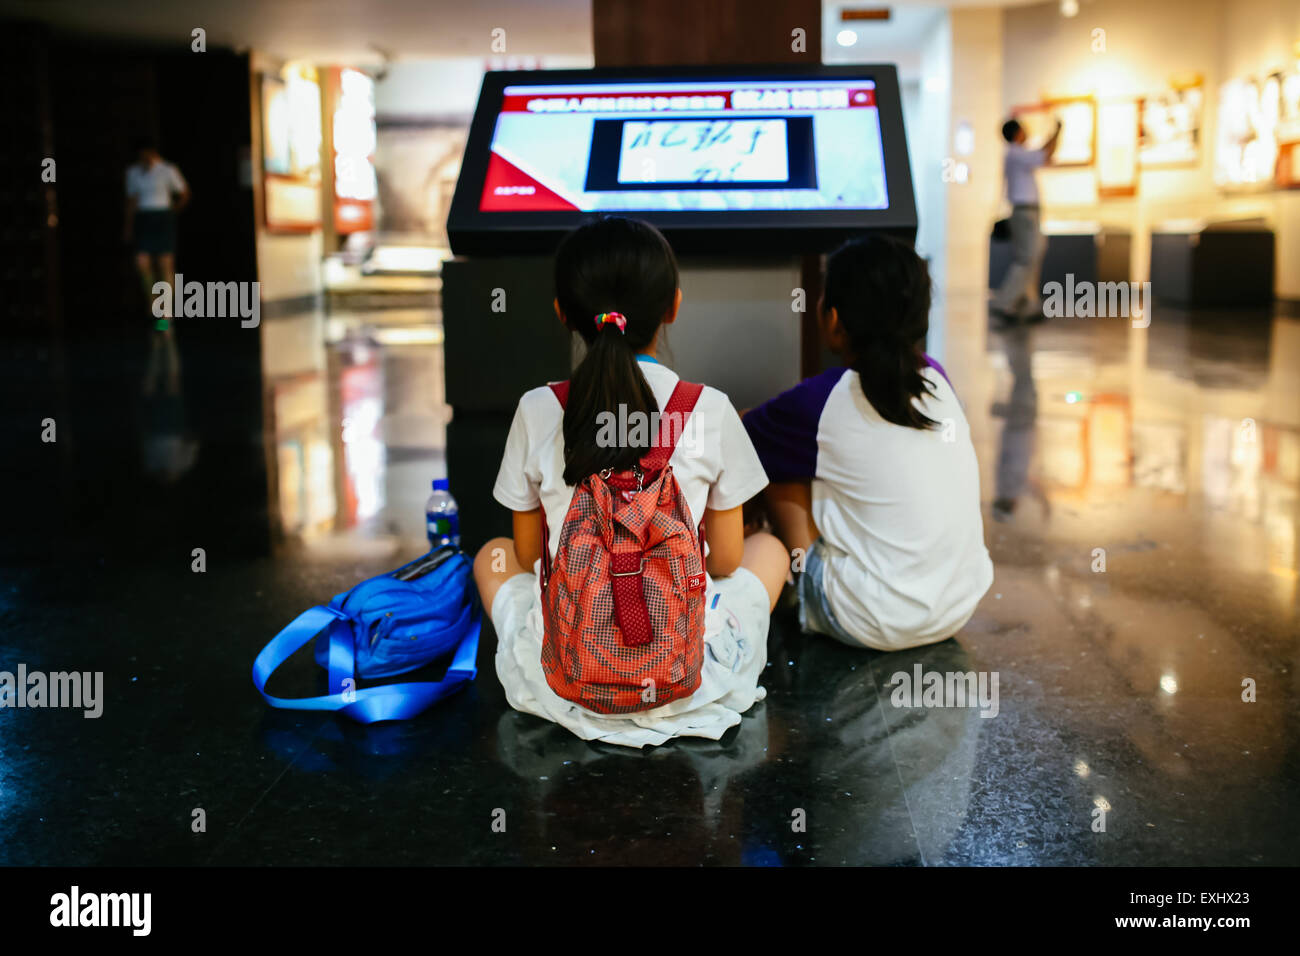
991, 116, 1061, 325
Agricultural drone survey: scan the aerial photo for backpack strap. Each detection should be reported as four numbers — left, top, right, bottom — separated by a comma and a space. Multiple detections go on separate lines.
618, 381, 703, 647
540, 382, 569, 589
542, 379, 704, 609
539, 506, 551, 590
611, 548, 653, 646
251, 602, 480, 723
549, 378, 702, 473
641, 380, 703, 475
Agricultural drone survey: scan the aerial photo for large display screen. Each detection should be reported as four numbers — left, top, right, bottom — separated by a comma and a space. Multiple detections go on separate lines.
480, 80, 887, 211
448, 67, 915, 255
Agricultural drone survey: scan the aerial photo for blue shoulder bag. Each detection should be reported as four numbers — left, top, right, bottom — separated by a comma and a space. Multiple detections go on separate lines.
252, 546, 481, 723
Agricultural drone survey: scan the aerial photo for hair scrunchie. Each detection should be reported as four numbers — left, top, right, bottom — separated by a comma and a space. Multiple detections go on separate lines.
594, 312, 627, 333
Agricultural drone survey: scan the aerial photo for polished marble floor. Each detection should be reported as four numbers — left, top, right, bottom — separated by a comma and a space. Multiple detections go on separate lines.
2, 297, 1297, 866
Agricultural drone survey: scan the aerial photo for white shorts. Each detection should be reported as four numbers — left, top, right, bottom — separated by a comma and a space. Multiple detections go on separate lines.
491, 568, 770, 749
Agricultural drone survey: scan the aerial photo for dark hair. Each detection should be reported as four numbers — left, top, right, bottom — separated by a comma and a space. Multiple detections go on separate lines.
1001, 119, 1021, 143
554, 217, 679, 486
823, 234, 938, 431
133, 137, 158, 154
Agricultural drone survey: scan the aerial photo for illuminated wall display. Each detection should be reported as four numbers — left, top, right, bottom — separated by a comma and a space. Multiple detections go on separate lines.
1216, 76, 1277, 190
1097, 99, 1139, 196
1139, 81, 1203, 167
332, 67, 378, 233
1214, 66, 1300, 191
262, 63, 323, 232
1274, 67, 1300, 188
262, 76, 292, 176
1012, 63, 1300, 198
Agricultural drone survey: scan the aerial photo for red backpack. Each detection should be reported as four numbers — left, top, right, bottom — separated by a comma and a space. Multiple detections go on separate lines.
539, 380, 708, 715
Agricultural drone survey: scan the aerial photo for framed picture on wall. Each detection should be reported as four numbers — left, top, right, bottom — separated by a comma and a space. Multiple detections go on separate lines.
264, 174, 322, 232
1215, 76, 1278, 191
1013, 97, 1096, 167
1139, 80, 1203, 167
261, 67, 324, 232
1278, 68, 1300, 144
1275, 68, 1300, 188
1097, 99, 1139, 197
261, 76, 291, 176
330, 67, 378, 234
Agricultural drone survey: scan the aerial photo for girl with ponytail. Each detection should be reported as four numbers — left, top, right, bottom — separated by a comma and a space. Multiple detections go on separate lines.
743, 234, 994, 652
553, 217, 676, 486
474, 217, 788, 748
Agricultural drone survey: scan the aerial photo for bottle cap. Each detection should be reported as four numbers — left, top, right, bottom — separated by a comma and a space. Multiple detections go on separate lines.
432, 478, 449, 491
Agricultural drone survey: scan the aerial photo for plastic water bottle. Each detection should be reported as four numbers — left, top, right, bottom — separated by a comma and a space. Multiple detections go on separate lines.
425, 478, 460, 548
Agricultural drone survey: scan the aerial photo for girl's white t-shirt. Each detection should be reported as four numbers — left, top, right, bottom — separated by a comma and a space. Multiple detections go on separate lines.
493, 359, 769, 566
126, 160, 187, 210
743, 362, 994, 648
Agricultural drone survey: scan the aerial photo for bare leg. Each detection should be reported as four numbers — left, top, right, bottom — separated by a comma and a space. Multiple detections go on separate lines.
474, 536, 530, 620
153, 253, 181, 393
992, 206, 1047, 319
157, 252, 175, 293
139, 254, 164, 395
738, 531, 791, 613
134, 252, 155, 296
140, 253, 174, 395
159, 324, 181, 394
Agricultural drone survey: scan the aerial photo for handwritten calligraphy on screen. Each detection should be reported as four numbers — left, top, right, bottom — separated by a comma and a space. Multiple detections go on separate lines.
617, 119, 789, 184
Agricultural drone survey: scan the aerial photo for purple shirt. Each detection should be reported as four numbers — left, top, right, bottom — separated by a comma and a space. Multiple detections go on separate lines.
743, 356, 954, 482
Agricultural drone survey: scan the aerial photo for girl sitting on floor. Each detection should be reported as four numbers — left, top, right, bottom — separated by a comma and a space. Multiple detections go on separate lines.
743, 234, 993, 651
474, 217, 787, 748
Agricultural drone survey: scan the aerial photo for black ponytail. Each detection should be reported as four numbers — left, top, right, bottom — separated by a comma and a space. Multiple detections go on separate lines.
554, 217, 680, 486
823, 234, 939, 431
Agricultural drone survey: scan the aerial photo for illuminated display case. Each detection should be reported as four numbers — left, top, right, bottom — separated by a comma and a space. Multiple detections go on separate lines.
330, 67, 378, 234
261, 64, 323, 232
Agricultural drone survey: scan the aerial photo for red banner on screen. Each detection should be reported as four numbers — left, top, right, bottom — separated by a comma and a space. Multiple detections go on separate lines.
499, 87, 875, 114
480, 151, 578, 211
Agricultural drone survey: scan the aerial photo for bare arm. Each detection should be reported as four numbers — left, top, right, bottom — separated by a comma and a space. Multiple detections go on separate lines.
512, 508, 543, 570
169, 165, 191, 212
1043, 118, 1064, 162
763, 480, 819, 556
704, 505, 745, 578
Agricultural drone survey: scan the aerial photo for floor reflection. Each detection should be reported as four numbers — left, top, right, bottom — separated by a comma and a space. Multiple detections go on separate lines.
261, 306, 449, 557
975, 302, 1299, 608
991, 322, 1039, 521
4, 292, 1298, 865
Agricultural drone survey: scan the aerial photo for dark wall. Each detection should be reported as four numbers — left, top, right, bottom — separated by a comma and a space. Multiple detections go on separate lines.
0, 22, 267, 564
0, 23, 75, 554
442, 257, 572, 552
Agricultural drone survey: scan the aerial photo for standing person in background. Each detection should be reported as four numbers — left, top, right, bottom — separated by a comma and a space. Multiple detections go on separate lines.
125, 138, 190, 395
991, 116, 1060, 327
989, 116, 1060, 521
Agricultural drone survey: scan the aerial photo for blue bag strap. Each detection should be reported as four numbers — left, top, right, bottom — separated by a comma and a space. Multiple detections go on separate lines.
251, 603, 481, 724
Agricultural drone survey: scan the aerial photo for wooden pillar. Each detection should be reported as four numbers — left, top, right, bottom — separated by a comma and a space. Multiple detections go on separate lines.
592, 0, 821, 67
